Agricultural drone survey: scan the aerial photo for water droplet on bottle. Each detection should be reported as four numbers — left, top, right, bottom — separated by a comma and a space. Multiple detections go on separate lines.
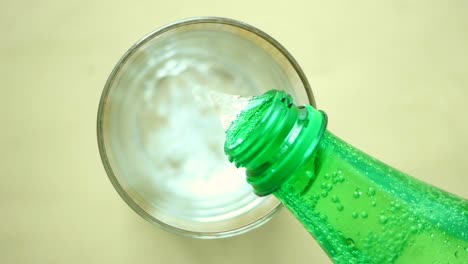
338, 175, 345, 183
379, 215, 388, 224
346, 238, 355, 248
309, 199, 318, 207
352, 212, 358, 219
371, 201, 377, 207
326, 183, 332, 191
324, 173, 330, 180
337, 204, 344, 211
431, 189, 441, 198
367, 187, 376, 197
454, 251, 459, 258
319, 213, 328, 221
321, 190, 328, 198
331, 195, 339, 203
361, 211, 368, 218
353, 189, 362, 199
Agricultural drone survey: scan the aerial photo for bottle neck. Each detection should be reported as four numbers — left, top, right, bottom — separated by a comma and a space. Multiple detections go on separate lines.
224, 90, 327, 196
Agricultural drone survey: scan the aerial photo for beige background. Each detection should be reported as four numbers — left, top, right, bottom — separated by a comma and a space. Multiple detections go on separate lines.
1, 1, 467, 263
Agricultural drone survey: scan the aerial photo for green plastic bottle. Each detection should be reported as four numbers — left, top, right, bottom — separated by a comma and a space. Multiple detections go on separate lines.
224, 90, 468, 263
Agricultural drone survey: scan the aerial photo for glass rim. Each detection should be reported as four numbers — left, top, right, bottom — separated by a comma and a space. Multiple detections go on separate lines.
97, 16, 316, 239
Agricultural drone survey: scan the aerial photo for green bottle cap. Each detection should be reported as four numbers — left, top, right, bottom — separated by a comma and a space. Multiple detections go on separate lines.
225, 90, 327, 196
